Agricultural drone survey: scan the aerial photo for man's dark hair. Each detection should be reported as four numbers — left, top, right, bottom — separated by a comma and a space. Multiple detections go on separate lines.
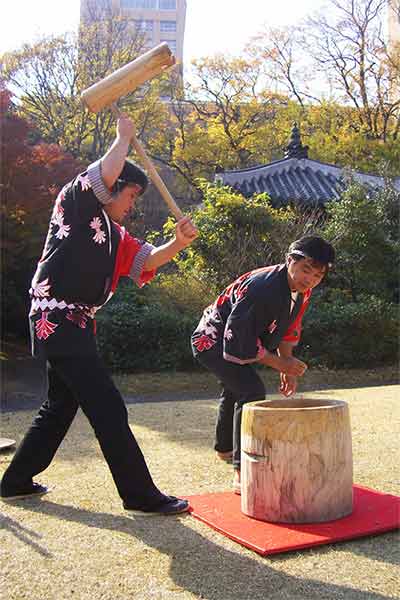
288, 236, 335, 268
112, 160, 149, 195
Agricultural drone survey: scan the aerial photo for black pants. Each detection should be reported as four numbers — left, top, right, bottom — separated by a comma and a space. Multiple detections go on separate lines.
192, 343, 266, 470
1, 355, 164, 509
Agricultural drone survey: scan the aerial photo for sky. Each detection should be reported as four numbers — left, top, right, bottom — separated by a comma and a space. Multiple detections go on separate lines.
1, 0, 327, 61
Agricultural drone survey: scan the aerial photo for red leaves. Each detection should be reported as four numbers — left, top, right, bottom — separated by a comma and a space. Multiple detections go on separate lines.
0, 87, 12, 113
1, 87, 82, 259
1, 87, 82, 215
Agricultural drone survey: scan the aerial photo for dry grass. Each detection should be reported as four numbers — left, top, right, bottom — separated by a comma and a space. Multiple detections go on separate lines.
114, 365, 399, 398
1, 383, 399, 600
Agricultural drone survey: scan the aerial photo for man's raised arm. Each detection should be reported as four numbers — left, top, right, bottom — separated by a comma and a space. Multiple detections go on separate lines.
101, 114, 135, 190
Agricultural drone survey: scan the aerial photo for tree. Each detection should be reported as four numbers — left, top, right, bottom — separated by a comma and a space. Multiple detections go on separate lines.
302, 0, 400, 142
150, 26, 399, 196
301, 101, 400, 174
163, 181, 323, 290
147, 55, 291, 194
243, 1, 399, 175
323, 180, 400, 301
1, 8, 171, 162
3, 1, 398, 203
247, 26, 321, 107
1, 87, 82, 337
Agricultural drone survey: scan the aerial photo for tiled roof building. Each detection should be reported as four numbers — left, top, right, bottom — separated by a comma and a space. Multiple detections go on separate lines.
215, 123, 400, 206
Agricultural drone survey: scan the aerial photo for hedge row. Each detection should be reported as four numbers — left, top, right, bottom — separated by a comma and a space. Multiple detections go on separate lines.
299, 293, 398, 368
96, 282, 398, 372
96, 281, 198, 372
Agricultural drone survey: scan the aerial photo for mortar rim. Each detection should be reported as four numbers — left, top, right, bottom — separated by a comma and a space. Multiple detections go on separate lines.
245, 398, 348, 411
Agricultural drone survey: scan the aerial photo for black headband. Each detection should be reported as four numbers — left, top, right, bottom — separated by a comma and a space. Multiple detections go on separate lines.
290, 250, 333, 268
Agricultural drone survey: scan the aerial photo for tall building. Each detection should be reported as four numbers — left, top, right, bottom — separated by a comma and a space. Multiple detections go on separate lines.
388, 0, 400, 47
388, 1, 400, 102
80, 0, 187, 65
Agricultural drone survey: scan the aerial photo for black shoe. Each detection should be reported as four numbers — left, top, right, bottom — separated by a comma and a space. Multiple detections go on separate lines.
1, 482, 50, 501
124, 495, 189, 516
216, 450, 233, 463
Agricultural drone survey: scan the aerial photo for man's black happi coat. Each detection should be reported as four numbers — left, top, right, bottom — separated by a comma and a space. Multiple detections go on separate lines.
29, 160, 155, 357
192, 265, 311, 364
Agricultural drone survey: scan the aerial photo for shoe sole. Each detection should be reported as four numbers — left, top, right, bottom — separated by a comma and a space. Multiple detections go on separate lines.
126, 505, 190, 517
216, 452, 233, 463
1, 488, 50, 501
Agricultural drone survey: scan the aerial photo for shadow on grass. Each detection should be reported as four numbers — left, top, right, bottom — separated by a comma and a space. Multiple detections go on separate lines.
2, 355, 398, 414
266, 529, 399, 567
347, 530, 399, 566
2, 385, 399, 468
9, 498, 398, 600
0, 512, 52, 558
0, 400, 220, 463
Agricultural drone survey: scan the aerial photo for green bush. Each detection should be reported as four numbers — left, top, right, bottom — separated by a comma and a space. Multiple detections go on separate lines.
96, 280, 199, 372
152, 272, 217, 316
96, 278, 398, 373
323, 182, 400, 302
163, 181, 324, 290
299, 293, 399, 368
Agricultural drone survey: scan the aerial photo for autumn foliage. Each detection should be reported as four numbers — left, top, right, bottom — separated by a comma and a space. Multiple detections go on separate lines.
1, 86, 83, 337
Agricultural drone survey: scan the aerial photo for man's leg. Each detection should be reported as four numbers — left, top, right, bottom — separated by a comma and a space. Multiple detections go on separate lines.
195, 347, 265, 470
214, 386, 236, 454
194, 345, 237, 456
1, 361, 79, 495
49, 355, 165, 509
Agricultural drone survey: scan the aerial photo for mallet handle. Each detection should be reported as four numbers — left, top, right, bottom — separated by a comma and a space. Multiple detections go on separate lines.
130, 137, 183, 220
111, 105, 183, 220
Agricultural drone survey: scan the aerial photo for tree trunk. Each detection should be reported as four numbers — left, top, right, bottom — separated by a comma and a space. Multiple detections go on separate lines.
241, 398, 353, 523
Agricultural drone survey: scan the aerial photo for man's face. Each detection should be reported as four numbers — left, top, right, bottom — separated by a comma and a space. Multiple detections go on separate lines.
287, 256, 327, 293
103, 184, 142, 224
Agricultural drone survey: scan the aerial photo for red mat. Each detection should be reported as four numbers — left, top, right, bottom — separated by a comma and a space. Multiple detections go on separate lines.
187, 485, 399, 556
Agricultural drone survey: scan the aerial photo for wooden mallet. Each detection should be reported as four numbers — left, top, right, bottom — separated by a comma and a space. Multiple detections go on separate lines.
81, 42, 183, 220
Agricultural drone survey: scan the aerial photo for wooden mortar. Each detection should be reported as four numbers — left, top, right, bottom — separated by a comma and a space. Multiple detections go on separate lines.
241, 398, 353, 523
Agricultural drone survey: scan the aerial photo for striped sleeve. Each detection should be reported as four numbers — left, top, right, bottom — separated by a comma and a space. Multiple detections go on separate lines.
87, 160, 113, 205
129, 242, 156, 287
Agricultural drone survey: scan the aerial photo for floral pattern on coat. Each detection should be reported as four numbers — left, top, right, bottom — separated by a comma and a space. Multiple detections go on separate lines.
66, 309, 88, 329
35, 311, 58, 340
90, 217, 106, 244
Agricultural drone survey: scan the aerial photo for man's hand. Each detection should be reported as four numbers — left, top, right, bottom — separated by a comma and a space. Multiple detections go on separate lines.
278, 356, 307, 376
143, 217, 198, 271
175, 216, 198, 249
260, 351, 307, 376
116, 113, 136, 143
279, 373, 298, 397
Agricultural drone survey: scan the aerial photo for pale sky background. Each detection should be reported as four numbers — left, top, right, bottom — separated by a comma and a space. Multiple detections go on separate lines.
1, 0, 328, 61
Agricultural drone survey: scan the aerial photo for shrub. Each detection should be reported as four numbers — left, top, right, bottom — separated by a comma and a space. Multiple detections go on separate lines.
152, 272, 217, 316
323, 181, 400, 302
96, 280, 199, 372
163, 181, 324, 290
299, 293, 399, 368
96, 277, 398, 373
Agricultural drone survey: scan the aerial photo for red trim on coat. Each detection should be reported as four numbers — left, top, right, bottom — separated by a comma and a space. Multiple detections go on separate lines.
111, 225, 156, 292
282, 289, 312, 344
